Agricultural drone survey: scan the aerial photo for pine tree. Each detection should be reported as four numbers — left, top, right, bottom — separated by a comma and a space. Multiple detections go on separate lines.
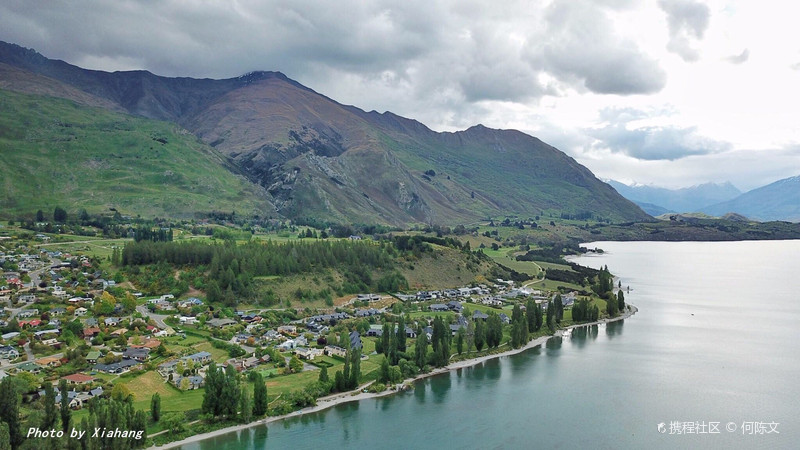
617, 290, 625, 311
554, 294, 564, 323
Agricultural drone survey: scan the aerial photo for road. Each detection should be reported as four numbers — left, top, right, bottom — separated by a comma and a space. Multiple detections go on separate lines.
136, 305, 170, 329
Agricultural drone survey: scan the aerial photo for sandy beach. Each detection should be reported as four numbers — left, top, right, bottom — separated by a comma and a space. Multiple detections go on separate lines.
150, 304, 637, 449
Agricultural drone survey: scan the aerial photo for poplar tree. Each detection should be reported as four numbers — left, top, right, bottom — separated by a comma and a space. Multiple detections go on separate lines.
414, 324, 428, 370
253, 373, 268, 416
396, 315, 407, 352
150, 393, 161, 422
59, 379, 71, 435
41, 383, 58, 430
617, 290, 625, 311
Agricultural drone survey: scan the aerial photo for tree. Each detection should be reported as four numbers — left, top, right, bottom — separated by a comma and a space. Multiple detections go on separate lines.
617, 290, 625, 311
59, 379, 71, 435
289, 356, 304, 373
474, 319, 486, 351
455, 327, 465, 355
41, 382, 59, 431
396, 315, 407, 352
526, 298, 537, 332
36, 210, 44, 222
239, 389, 252, 423
111, 383, 132, 402
318, 366, 329, 384
414, 325, 427, 370
554, 294, 564, 323
0, 378, 22, 450
150, 393, 161, 422
348, 347, 361, 389
0, 422, 9, 450
253, 373, 268, 417
53, 207, 67, 223
546, 300, 556, 333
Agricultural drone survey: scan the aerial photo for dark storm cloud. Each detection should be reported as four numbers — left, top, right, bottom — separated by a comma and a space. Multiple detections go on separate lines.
0, 0, 667, 128
527, 1, 667, 95
586, 107, 731, 161
658, 0, 710, 62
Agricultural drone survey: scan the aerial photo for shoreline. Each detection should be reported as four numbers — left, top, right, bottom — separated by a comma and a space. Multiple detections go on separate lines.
150, 304, 638, 449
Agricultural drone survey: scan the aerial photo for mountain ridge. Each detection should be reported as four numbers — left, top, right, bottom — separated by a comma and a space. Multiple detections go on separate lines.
0, 40, 650, 225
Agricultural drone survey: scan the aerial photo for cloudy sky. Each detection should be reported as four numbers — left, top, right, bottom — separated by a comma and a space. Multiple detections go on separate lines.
2, 0, 799, 191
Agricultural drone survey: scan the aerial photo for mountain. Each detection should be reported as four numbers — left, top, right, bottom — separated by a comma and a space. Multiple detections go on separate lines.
0, 41, 650, 225
701, 175, 800, 222
0, 89, 273, 218
607, 180, 741, 213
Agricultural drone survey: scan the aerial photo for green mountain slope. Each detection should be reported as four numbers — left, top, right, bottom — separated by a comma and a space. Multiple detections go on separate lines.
0, 41, 649, 225
0, 89, 274, 218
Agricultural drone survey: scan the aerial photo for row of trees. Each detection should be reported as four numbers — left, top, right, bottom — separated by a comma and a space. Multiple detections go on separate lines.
201, 362, 268, 422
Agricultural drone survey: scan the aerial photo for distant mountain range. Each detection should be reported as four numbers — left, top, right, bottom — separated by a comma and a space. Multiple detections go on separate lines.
608, 177, 800, 222
0, 40, 649, 225
605, 180, 741, 215
701, 176, 800, 222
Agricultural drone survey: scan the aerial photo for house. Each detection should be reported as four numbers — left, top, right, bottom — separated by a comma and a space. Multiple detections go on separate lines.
277, 340, 295, 351
84, 318, 99, 327
74, 307, 88, 316
83, 327, 101, 338
349, 331, 362, 350
2, 332, 20, 341
61, 373, 95, 385
356, 293, 381, 302
110, 328, 128, 337
294, 347, 323, 360
174, 375, 204, 390
429, 304, 449, 312
178, 297, 203, 308
263, 330, 281, 341
366, 327, 383, 337
323, 345, 347, 358
447, 301, 463, 313
17, 309, 38, 318
206, 318, 236, 328
294, 335, 308, 347
0, 345, 19, 359
17, 362, 41, 374
36, 356, 62, 368
123, 347, 150, 362
277, 325, 297, 335
179, 316, 198, 325
86, 351, 102, 364
472, 310, 489, 321
499, 313, 510, 325
40, 338, 61, 349
404, 326, 417, 338
104, 317, 120, 327
184, 351, 212, 365
19, 319, 42, 328
93, 359, 139, 374
355, 308, 380, 318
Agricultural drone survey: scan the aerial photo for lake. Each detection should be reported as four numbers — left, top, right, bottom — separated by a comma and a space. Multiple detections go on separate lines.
180, 240, 800, 449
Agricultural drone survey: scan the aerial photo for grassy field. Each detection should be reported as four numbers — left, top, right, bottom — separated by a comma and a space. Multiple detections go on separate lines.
0, 89, 271, 218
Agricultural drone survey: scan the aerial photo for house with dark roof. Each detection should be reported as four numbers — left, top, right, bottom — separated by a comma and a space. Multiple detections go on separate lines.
429, 304, 449, 312
349, 331, 362, 350
93, 359, 139, 374
472, 310, 489, 321
123, 347, 150, 362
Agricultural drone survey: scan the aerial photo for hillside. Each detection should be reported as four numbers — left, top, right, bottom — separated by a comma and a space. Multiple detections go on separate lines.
0, 89, 274, 218
607, 180, 741, 213
701, 175, 800, 222
0, 41, 650, 225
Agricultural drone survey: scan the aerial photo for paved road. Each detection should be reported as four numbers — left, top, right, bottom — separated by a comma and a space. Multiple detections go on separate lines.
136, 305, 170, 329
